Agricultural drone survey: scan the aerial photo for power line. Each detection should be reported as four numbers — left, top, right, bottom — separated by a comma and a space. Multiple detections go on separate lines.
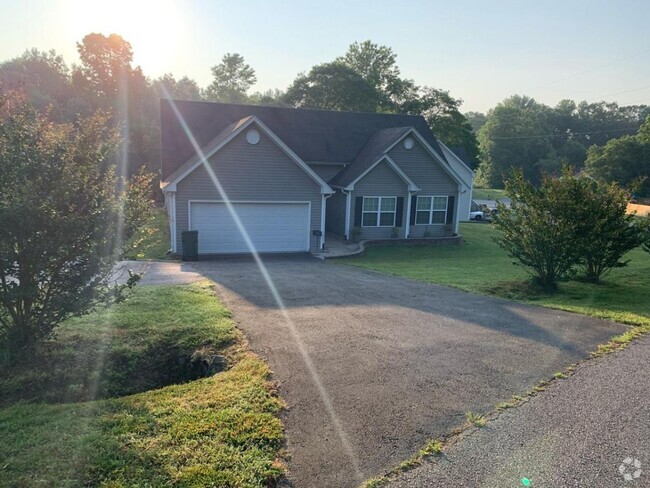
584, 84, 650, 102
540, 48, 650, 87
491, 126, 639, 140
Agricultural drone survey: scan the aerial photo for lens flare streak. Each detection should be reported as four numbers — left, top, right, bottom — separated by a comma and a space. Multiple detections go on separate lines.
160, 88, 363, 480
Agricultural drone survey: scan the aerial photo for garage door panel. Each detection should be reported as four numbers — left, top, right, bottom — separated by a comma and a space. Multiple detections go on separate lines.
190, 202, 310, 254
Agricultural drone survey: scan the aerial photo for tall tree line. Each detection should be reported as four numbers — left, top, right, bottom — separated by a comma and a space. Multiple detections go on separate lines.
1, 34, 646, 192
469, 95, 649, 190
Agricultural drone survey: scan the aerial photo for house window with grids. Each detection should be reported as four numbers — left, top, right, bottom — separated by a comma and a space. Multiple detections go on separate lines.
415, 196, 447, 225
362, 197, 396, 227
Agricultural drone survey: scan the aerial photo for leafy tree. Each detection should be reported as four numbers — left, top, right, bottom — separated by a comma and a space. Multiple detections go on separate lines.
0, 97, 138, 357
248, 88, 288, 106
585, 116, 650, 196
73, 33, 136, 103
493, 168, 584, 290
336, 41, 479, 164
155, 73, 203, 101
73, 33, 158, 176
122, 168, 159, 257
205, 53, 256, 103
477, 95, 555, 187
642, 215, 650, 254
570, 178, 644, 282
0, 49, 74, 121
494, 166, 644, 288
465, 111, 487, 132
418, 87, 480, 168
284, 62, 382, 112
476, 96, 649, 188
337, 40, 416, 112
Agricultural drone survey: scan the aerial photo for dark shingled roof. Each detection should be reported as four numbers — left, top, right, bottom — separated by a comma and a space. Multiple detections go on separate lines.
160, 100, 446, 180
329, 127, 412, 187
450, 146, 472, 167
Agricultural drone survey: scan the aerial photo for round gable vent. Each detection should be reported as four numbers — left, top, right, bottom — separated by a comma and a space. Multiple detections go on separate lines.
403, 137, 414, 150
246, 129, 260, 145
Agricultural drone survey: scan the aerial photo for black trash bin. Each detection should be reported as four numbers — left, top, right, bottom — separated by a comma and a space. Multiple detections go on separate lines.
181, 230, 199, 261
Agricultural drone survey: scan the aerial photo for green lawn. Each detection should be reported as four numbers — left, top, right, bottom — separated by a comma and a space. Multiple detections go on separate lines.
0, 282, 285, 487
346, 223, 650, 328
471, 188, 508, 200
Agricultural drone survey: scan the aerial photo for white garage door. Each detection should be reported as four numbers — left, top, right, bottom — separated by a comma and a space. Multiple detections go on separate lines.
190, 201, 310, 254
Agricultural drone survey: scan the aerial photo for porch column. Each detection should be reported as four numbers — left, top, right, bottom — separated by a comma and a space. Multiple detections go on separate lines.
405, 191, 413, 238
343, 190, 352, 240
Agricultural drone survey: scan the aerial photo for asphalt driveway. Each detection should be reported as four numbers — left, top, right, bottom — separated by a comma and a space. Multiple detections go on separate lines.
193, 256, 626, 488
389, 335, 650, 487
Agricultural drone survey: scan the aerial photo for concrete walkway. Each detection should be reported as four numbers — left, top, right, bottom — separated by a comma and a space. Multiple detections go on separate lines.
389, 336, 650, 487
312, 234, 360, 259
113, 260, 204, 285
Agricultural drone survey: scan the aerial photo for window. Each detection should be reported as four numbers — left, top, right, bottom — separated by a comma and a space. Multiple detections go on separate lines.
362, 197, 396, 227
415, 196, 448, 225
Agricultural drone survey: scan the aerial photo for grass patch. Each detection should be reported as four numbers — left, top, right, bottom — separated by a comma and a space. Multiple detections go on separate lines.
465, 411, 487, 427
346, 223, 650, 329
362, 439, 444, 487
0, 282, 285, 487
1, 282, 238, 404
472, 188, 508, 200
124, 208, 171, 260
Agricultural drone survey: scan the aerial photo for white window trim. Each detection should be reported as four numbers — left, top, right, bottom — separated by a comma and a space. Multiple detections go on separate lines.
414, 195, 448, 225
362, 196, 397, 227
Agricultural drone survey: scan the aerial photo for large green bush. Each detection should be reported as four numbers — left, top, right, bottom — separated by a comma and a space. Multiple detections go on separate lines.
494, 167, 643, 290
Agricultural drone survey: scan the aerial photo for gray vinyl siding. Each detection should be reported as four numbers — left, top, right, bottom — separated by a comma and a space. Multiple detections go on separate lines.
389, 138, 459, 237
174, 124, 323, 253
308, 163, 345, 182
326, 190, 347, 236
350, 160, 409, 240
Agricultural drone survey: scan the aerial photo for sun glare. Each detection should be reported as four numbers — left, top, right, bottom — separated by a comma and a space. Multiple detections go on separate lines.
65, 0, 182, 74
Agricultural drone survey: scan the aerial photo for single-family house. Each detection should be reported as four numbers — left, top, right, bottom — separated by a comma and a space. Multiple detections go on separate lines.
160, 100, 474, 256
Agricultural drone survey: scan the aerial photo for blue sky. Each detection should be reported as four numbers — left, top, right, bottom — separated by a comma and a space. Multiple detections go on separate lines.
1, 0, 649, 112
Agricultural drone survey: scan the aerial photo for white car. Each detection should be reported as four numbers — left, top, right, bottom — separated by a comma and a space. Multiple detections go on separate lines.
470, 210, 486, 221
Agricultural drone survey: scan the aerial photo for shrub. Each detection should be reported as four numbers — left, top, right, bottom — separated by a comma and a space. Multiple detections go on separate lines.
0, 97, 137, 358
493, 168, 581, 290
571, 179, 643, 282
494, 167, 644, 289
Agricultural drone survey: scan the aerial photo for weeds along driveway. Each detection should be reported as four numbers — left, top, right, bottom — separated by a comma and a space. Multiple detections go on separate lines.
193, 256, 626, 488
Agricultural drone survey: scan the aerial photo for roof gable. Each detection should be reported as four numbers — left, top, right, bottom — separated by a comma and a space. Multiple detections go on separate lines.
329, 127, 412, 188
160, 114, 332, 194
160, 100, 446, 180
332, 126, 464, 189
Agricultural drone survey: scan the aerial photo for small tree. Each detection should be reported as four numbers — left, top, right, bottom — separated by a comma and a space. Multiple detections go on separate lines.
571, 178, 644, 282
122, 166, 157, 257
642, 215, 650, 254
495, 167, 644, 290
0, 97, 137, 357
204, 53, 256, 103
493, 168, 583, 290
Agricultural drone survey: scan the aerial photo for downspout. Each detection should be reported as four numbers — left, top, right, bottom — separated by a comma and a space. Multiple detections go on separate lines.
342, 189, 352, 240
455, 187, 462, 235
167, 191, 177, 253
321, 193, 333, 250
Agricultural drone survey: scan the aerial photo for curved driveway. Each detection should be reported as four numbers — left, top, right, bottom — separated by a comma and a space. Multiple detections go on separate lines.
192, 256, 625, 488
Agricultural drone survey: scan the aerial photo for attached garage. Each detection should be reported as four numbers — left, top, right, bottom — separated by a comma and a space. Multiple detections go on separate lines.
161, 115, 333, 255
189, 201, 311, 254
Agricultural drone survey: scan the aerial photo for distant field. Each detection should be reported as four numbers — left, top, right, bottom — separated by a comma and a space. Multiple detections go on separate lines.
471, 188, 508, 200
628, 203, 650, 217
